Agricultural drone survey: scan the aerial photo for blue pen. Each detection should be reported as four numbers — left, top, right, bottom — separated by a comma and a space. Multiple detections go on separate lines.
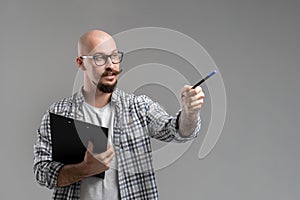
192, 70, 217, 89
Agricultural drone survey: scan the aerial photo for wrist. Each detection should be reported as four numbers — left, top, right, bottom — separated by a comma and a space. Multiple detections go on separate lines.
57, 162, 88, 187
182, 109, 198, 121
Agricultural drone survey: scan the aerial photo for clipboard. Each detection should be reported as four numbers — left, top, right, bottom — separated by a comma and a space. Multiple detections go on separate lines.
49, 112, 108, 179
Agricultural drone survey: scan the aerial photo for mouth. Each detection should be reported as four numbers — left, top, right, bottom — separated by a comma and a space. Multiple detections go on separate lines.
103, 74, 116, 81
104, 71, 116, 76
100, 68, 122, 82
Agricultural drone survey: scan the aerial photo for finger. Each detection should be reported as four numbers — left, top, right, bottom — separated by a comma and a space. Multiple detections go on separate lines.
87, 140, 94, 153
190, 99, 204, 107
181, 85, 192, 92
96, 146, 115, 161
183, 92, 204, 107
103, 151, 115, 165
194, 86, 202, 94
96, 149, 115, 166
186, 86, 202, 97
105, 145, 115, 155
191, 103, 203, 110
107, 144, 113, 150
181, 85, 191, 98
107, 145, 115, 156
190, 91, 205, 101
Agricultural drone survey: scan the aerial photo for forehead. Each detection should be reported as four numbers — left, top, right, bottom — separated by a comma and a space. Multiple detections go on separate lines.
89, 38, 117, 55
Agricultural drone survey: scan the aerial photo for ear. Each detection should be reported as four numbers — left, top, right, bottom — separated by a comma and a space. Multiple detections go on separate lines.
76, 56, 86, 70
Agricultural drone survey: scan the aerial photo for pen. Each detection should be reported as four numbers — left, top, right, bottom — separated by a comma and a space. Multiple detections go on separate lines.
192, 70, 217, 89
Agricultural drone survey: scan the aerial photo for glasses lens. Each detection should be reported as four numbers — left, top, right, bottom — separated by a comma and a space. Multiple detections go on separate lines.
93, 52, 123, 66
94, 54, 106, 66
111, 52, 123, 64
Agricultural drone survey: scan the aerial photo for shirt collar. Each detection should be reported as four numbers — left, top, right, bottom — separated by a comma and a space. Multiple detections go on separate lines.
74, 86, 121, 105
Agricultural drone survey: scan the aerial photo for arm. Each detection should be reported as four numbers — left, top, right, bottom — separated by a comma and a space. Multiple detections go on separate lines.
57, 142, 114, 187
140, 85, 204, 142
33, 110, 64, 189
33, 110, 114, 188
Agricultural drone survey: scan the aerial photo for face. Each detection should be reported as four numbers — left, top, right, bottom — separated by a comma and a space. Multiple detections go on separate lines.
78, 37, 122, 93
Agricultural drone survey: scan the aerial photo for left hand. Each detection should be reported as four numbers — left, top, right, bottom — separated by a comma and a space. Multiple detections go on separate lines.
181, 85, 205, 117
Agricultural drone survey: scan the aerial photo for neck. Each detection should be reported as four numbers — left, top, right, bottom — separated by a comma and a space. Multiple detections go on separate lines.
82, 85, 112, 108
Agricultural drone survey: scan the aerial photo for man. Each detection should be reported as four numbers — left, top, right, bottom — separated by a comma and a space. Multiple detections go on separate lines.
33, 30, 205, 200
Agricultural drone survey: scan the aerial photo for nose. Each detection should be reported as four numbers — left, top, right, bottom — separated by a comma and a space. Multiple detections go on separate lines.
105, 57, 114, 69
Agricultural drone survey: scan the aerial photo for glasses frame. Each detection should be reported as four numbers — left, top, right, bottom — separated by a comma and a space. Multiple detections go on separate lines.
80, 51, 124, 66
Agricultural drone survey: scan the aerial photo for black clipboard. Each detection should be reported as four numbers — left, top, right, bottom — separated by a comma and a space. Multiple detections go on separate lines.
49, 112, 108, 179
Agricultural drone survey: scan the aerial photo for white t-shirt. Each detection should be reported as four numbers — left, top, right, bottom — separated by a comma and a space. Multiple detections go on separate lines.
80, 101, 120, 200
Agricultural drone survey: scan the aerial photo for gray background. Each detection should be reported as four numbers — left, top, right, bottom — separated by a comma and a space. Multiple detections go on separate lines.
1, 0, 299, 199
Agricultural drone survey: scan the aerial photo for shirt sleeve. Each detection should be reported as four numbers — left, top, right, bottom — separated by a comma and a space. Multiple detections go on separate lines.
173, 110, 202, 142
33, 107, 64, 189
140, 95, 201, 143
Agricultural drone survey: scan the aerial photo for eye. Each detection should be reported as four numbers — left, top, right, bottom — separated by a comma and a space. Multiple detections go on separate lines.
111, 53, 118, 59
94, 55, 105, 61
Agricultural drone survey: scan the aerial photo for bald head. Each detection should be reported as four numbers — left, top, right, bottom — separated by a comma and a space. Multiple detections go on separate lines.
78, 30, 116, 56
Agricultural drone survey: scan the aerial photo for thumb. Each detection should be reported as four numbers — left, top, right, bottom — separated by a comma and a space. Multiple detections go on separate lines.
181, 85, 191, 93
87, 140, 94, 153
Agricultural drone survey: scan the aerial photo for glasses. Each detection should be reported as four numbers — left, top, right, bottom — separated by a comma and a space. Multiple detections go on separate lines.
80, 51, 124, 66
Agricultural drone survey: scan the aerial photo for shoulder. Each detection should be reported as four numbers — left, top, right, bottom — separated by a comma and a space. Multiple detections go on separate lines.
46, 96, 73, 114
37, 95, 73, 131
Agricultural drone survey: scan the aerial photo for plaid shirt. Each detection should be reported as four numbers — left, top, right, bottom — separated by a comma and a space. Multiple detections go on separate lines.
33, 88, 201, 200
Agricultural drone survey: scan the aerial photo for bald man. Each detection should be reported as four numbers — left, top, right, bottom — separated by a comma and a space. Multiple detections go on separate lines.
34, 30, 204, 200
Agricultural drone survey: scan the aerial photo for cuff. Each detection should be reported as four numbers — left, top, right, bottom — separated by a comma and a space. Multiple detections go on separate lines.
174, 110, 201, 142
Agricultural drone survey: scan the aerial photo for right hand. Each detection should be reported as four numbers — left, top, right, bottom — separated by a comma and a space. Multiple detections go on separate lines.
81, 141, 115, 176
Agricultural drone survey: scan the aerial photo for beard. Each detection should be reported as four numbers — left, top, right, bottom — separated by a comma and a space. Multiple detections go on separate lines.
97, 80, 118, 93
96, 68, 122, 93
